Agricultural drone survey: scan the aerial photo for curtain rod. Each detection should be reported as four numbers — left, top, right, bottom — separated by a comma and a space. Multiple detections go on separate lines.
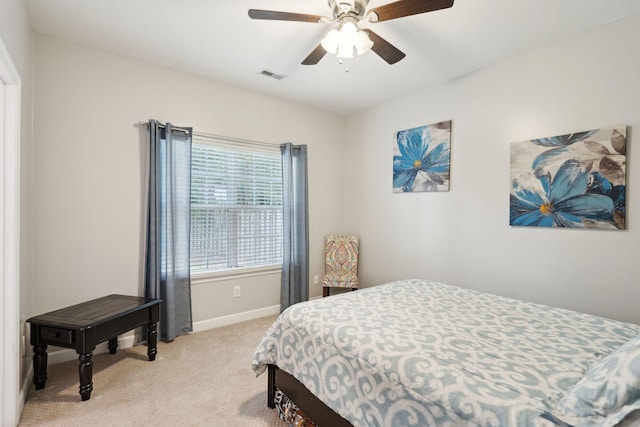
136, 121, 280, 150
136, 121, 191, 134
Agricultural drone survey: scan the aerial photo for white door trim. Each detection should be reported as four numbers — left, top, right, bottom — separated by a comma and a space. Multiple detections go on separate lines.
0, 37, 22, 427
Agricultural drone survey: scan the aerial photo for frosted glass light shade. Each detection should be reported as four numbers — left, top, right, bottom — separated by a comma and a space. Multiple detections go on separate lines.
355, 30, 373, 55
320, 29, 340, 54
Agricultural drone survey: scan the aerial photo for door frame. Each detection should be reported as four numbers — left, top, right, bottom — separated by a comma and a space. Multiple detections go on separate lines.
0, 37, 22, 427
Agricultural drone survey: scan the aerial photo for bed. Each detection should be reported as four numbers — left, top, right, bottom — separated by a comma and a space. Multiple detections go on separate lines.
252, 279, 640, 427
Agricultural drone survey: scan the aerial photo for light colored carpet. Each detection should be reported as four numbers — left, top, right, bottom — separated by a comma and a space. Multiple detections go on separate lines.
19, 315, 286, 427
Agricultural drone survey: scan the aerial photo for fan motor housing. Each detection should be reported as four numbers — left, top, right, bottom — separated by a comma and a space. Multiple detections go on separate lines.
329, 0, 369, 18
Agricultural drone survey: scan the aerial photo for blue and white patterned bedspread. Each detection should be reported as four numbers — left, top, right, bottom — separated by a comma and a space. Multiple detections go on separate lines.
252, 279, 639, 427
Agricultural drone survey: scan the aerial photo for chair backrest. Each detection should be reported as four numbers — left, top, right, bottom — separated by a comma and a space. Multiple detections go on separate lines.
324, 235, 359, 275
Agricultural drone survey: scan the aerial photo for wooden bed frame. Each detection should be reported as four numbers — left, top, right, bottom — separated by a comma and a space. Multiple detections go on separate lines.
267, 364, 353, 427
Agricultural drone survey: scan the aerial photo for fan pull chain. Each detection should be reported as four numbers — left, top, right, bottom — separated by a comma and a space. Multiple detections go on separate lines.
338, 59, 350, 73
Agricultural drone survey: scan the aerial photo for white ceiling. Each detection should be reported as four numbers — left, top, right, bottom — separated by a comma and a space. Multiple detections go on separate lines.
25, 0, 640, 116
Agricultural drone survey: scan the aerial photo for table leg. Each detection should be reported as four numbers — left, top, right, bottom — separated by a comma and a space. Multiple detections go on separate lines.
78, 352, 94, 401
32, 344, 48, 390
147, 322, 158, 361
108, 337, 118, 354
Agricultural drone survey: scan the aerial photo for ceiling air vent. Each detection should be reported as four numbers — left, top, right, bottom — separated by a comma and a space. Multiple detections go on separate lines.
259, 70, 287, 80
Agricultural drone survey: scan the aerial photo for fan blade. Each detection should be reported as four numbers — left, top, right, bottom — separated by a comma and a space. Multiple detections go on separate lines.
363, 30, 406, 64
369, 0, 454, 22
248, 9, 324, 23
302, 44, 327, 65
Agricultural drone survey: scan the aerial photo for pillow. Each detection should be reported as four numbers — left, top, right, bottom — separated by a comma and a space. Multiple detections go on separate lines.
554, 334, 640, 427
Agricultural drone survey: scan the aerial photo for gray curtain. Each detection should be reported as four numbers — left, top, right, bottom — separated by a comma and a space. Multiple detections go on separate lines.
145, 119, 193, 342
280, 143, 309, 312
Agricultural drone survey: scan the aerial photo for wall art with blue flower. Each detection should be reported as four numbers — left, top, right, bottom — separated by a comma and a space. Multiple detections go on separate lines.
510, 125, 626, 229
393, 121, 451, 193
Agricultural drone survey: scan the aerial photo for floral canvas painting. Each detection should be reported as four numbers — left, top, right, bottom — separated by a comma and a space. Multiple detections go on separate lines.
393, 121, 451, 193
510, 126, 626, 229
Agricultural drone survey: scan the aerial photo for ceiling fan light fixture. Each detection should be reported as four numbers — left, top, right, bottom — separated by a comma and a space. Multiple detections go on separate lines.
321, 20, 372, 59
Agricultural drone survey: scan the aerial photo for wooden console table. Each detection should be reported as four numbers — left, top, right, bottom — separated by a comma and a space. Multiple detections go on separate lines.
27, 294, 161, 401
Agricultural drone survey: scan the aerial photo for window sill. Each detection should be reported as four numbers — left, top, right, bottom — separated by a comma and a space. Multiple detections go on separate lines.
191, 264, 282, 285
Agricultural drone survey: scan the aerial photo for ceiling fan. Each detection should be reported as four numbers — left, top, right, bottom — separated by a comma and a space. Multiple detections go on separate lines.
248, 0, 454, 66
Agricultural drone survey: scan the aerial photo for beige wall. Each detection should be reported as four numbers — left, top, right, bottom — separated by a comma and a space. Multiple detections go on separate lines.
30, 35, 345, 322
344, 14, 640, 325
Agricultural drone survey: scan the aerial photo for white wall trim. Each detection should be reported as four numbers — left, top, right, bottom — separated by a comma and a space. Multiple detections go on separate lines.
43, 304, 280, 365
0, 36, 22, 427
191, 304, 279, 333
20, 363, 33, 410
191, 265, 280, 285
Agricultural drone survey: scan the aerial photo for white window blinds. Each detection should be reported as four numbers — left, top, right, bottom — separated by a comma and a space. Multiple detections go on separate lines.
190, 136, 283, 274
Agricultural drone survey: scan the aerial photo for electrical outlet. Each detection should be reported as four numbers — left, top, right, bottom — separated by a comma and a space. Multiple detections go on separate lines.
314, 275, 319, 284
233, 285, 241, 298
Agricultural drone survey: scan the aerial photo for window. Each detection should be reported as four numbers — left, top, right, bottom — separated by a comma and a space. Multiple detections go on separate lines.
190, 136, 283, 275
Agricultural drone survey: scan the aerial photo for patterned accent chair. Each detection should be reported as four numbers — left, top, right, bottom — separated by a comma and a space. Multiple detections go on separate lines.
321, 235, 359, 297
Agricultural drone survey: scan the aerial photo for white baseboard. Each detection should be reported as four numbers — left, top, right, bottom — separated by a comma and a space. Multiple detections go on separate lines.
20, 363, 33, 414
44, 304, 281, 365
192, 304, 280, 333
